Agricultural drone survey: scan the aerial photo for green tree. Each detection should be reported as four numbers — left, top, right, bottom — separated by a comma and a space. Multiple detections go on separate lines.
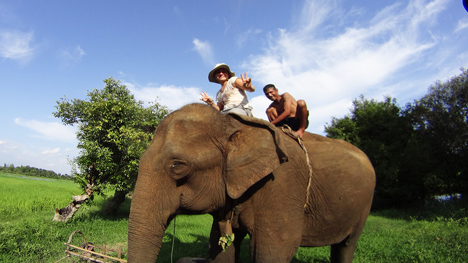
405, 68, 468, 196
325, 95, 419, 207
54, 77, 169, 216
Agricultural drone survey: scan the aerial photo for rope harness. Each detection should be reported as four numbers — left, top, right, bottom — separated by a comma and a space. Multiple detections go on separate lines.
280, 125, 313, 208
171, 216, 177, 263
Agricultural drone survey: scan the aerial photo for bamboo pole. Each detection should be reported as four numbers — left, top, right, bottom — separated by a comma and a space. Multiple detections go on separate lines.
64, 243, 127, 263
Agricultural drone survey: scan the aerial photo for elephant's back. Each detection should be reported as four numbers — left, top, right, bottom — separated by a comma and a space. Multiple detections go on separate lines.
302, 132, 373, 173
302, 132, 360, 151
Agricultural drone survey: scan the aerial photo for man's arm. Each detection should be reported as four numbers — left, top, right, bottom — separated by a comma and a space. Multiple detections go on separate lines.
271, 93, 293, 125
266, 103, 276, 123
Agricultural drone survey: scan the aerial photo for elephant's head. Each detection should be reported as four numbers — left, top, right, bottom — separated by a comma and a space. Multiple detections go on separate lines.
128, 103, 288, 262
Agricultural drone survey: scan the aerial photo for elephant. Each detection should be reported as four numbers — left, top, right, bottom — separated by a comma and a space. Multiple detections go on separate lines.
128, 103, 375, 263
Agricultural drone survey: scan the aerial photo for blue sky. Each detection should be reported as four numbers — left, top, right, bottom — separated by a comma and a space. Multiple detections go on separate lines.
1, 0, 467, 175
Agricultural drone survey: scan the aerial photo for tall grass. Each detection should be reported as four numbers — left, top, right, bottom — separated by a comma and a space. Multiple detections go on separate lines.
1, 172, 467, 262
0, 173, 129, 262
0, 174, 80, 221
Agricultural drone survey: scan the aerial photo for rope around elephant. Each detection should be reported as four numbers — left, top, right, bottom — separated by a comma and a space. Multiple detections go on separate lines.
280, 125, 313, 208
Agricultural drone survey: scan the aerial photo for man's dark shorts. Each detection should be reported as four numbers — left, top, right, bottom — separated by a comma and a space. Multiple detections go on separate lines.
275, 117, 309, 131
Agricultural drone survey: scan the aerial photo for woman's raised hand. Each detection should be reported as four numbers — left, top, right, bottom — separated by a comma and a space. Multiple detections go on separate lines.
240, 72, 251, 88
200, 91, 214, 105
237, 72, 255, 92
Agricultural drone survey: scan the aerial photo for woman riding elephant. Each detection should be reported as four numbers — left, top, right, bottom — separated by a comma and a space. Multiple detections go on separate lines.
200, 63, 255, 116
128, 103, 375, 263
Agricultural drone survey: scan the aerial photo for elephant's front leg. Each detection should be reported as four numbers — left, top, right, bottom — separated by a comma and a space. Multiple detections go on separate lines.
249, 219, 303, 263
208, 219, 246, 263
249, 235, 299, 262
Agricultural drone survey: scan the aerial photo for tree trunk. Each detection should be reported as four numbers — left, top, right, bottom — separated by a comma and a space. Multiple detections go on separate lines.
53, 165, 99, 222
53, 185, 94, 222
103, 190, 128, 216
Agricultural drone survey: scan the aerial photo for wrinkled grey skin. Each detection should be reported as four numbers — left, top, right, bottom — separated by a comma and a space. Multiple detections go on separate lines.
128, 103, 375, 263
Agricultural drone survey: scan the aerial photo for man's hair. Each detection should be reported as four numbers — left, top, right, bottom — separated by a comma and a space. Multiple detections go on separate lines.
263, 84, 277, 93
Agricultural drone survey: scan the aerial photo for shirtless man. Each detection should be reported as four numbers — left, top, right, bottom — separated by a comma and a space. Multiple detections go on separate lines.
263, 84, 309, 138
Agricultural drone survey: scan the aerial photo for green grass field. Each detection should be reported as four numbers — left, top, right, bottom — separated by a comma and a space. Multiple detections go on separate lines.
1, 172, 467, 262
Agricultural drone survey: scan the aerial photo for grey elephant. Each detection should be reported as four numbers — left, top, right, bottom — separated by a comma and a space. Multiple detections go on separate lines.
128, 103, 375, 263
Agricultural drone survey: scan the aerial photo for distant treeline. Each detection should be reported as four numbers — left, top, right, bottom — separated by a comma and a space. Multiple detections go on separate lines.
0, 164, 73, 180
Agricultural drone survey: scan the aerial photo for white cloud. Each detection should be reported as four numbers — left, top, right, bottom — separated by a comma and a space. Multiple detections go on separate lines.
249, 95, 271, 121
236, 29, 262, 48
455, 19, 468, 32
41, 148, 61, 155
0, 29, 34, 61
76, 45, 86, 57
244, 0, 450, 134
125, 82, 202, 111
0, 140, 18, 153
60, 45, 86, 63
223, 17, 231, 36
0, 140, 76, 175
193, 38, 215, 65
295, 0, 337, 33
14, 118, 77, 142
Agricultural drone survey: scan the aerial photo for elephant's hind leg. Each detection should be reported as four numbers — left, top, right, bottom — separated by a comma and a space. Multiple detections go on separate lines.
330, 237, 356, 263
330, 211, 370, 263
330, 224, 365, 263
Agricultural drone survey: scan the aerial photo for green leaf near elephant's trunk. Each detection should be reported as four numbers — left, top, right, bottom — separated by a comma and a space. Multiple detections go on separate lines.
218, 233, 235, 252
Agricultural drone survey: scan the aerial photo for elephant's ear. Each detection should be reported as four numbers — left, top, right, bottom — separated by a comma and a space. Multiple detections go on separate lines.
224, 113, 288, 199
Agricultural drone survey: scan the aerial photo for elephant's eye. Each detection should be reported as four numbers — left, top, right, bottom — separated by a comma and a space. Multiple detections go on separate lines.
170, 160, 190, 180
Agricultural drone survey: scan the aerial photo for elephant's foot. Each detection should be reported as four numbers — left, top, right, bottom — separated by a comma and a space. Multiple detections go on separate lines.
174, 257, 208, 263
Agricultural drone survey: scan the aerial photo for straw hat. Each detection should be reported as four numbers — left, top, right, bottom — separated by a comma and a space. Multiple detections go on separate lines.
208, 63, 235, 83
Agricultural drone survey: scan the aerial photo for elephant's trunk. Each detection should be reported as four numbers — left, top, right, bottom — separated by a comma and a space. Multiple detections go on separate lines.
128, 208, 165, 262
128, 167, 178, 262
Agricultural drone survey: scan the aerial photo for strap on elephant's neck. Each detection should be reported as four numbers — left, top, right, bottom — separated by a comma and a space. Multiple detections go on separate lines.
280, 125, 313, 208
171, 216, 176, 263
